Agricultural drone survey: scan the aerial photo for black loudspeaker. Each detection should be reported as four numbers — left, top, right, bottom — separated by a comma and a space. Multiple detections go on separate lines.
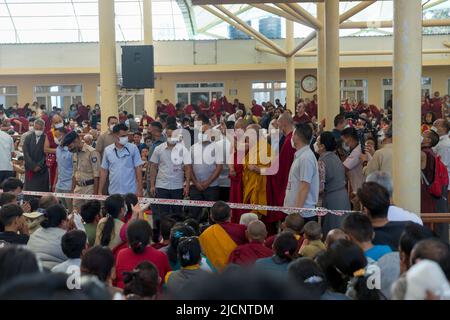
121, 45, 155, 89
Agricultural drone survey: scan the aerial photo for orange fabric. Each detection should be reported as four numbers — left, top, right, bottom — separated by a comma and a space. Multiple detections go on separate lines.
243, 141, 271, 216
199, 224, 237, 272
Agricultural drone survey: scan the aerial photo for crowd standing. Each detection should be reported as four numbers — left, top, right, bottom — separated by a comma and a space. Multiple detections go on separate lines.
0, 93, 449, 300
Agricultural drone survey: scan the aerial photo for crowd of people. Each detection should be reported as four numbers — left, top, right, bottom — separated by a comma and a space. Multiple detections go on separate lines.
0, 92, 449, 300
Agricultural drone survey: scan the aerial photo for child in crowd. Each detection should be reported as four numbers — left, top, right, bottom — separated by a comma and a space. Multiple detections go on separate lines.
299, 221, 326, 258
80, 200, 101, 247
52, 230, 88, 274
152, 217, 176, 250
123, 261, 160, 300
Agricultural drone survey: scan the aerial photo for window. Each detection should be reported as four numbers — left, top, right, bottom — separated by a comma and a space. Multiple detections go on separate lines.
34, 85, 83, 112
175, 82, 224, 105
118, 90, 144, 116
0, 86, 18, 108
251, 81, 301, 105
382, 77, 432, 108
340, 79, 368, 104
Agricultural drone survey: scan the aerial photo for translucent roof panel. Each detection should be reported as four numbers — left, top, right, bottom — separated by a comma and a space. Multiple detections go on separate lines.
0, 0, 448, 44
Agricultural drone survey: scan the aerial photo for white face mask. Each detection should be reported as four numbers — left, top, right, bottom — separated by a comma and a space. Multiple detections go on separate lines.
35, 130, 43, 137
54, 122, 63, 129
55, 138, 60, 145
431, 126, 438, 133
167, 137, 178, 145
110, 124, 116, 131
291, 136, 296, 149
191, 113, 196, 118
29, 126, 34, 132
119, 136, 128, 146
421, 136, 424, 144
143, 129, 148, 134
313, 141, 320, 154
198, 133, 209, 142
125, 120, 130, 127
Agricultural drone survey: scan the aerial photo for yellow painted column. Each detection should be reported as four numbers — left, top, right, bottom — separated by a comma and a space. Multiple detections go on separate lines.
98, 0, 118, 132
325, 0, 340, 130
393, 0, 422, 214
286, 19, 295, 113
143, 0, 156, 118
317, 3, 326, 125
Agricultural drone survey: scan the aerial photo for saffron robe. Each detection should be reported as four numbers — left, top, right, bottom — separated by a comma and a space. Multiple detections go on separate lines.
199, 222, 246, 271
243, 141, 271, 216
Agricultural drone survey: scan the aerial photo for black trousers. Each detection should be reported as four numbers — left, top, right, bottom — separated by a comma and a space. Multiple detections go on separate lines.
151, 188, 183, 242
219, 187, 230, 202
189, 186, 220, 222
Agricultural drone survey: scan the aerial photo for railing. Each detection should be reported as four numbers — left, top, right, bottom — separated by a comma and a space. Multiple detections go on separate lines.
421, 213, 450, 232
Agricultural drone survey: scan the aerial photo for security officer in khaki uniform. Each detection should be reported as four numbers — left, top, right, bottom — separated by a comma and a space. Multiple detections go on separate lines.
62, 131, 100, 209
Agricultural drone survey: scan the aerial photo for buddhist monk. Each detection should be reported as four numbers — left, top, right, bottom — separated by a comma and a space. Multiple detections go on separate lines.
242, 124, 271, 216
264, 113, 296, 234
163, 99, 177, 117
228, 220, 273, 266
199, 201, 247, 271
230, 119, 247, 223
264, 213, 305, 250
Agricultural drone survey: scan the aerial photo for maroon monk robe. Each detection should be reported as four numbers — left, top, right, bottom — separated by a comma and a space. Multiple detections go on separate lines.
263, 131, 296, 232
220, 222, 247, 245
165, 103, 177, 117
228, 241, 273, 266
184, 104, 194, 116
251, 104, 264, 117
210, 99, 222, 118
230, 148, 246, 223
431, 98, 443, 119
293, 113, 311, 124
264, 234, 304, 251
306, 101, 318, 119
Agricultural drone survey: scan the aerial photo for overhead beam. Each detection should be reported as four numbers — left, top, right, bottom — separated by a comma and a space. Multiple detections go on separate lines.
291, 49, 450, 57
250, 4, 305, 25
285, 2, 323, 29
213, 5, 288, 56
340, 19, 450, 29
286, 0, 376, 57
273, 3, 314, 28
339, 1, 376, 23
197, 5, 251, 34
444, 41, 450, 48
423, 0, 448, 10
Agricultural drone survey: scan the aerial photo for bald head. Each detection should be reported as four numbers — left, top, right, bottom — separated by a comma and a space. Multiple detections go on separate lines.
433, 119, 450, 136
325, 229, 349, 248
52, 114, 63, 124
283, 213, 304, 234
247, 220, 267, 242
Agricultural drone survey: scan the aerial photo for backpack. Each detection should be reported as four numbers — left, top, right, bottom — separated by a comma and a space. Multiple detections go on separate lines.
421, 154, 449, 198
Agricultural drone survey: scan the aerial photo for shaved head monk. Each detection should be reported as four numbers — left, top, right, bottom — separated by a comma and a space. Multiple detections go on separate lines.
229, 220, 273, 267
264, 213, 305, 250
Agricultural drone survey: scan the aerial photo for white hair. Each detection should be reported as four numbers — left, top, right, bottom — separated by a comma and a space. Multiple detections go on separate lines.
239, 213, 259, 226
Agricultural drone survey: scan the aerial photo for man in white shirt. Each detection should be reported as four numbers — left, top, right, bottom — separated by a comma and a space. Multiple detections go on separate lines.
284, 123, 319, 220
366, 171, 423, 225
432, 119, 450, 203
341, 127, 365, 203
214, 121, 233, 202
0, 128, 15, 186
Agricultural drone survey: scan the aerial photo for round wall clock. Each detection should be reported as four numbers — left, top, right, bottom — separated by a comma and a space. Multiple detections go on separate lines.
301, 75, 317, 93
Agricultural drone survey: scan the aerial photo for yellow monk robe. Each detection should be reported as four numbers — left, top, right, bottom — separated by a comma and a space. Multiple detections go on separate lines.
199, 224, 237, 272
243, 140, 272, 216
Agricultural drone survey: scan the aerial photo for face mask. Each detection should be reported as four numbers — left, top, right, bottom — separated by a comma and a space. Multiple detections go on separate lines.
191, 113, 196, 118
110, 124, 116, 131
290, 137, 296, 149
313, 142, 320, 154
343, 143, 351, 152
167, 137, 178, 145
143, 129, 148, 134
83, 124, 88, 128
29, 126, 34, 132
125, 120, 130, 127
198, 133, 209, 142
35, 130, 43, 137
54, 123, 63, 129
55, 138, 60, 145
431, 126, 438, 133
119, 136, 129, 146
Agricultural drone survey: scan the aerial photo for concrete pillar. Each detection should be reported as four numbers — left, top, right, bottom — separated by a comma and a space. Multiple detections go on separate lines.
143, 0, 156, 118
98, 0, 118, 132
317, 3, 326, 125
324, 0, 340, 130
286, 19, 296, 113
393, 0, 422, 214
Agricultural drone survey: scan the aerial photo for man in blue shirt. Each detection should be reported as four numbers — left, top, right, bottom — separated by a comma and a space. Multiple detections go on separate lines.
55, 131, 74, 212
99, 123, 144, 196
342, 212, 392, 261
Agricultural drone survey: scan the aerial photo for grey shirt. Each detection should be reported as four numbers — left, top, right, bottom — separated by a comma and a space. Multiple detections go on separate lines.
284, 145, 319, 209
150, 142, 191, 190
191, 141, 220, 187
